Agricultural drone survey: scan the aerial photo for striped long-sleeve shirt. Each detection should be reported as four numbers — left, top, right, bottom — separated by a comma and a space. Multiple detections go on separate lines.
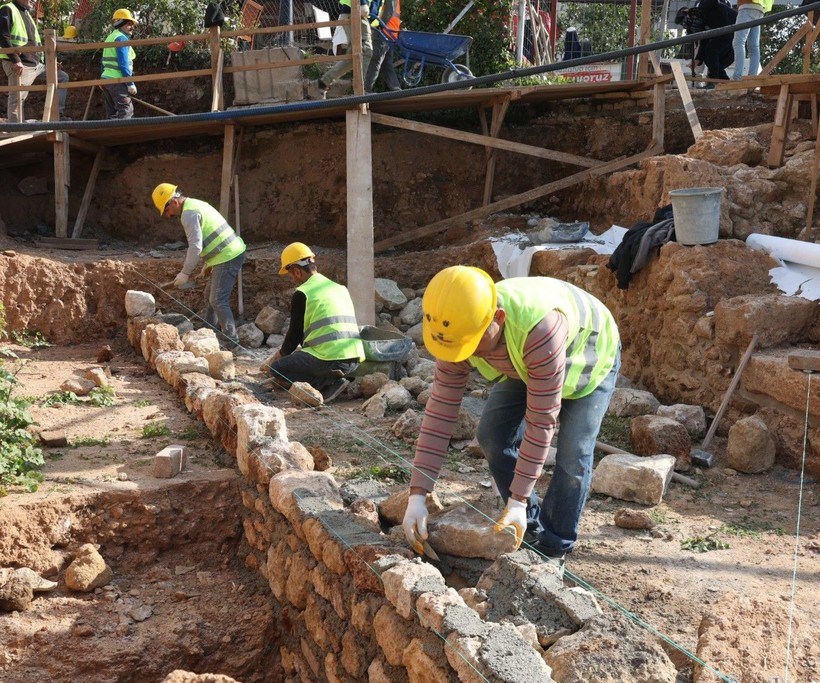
410, 310, 568, 499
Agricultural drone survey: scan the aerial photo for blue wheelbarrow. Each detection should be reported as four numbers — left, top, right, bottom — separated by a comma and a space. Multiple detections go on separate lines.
375, 23, 474, 87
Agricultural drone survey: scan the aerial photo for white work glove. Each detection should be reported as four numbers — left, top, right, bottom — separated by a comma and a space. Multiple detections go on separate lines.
492, 498, 527, 550
402, 494, 429, 555
127, 84, 137, 96
173, 272, 189, 288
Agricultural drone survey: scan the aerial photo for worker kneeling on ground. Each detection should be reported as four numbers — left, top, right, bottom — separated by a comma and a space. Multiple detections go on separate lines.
151, 182, 246, 346
262, 242, 364, 404
402, 266, 621, 577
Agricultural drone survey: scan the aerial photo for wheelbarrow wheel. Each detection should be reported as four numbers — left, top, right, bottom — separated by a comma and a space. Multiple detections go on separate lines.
441, 64, 474, 87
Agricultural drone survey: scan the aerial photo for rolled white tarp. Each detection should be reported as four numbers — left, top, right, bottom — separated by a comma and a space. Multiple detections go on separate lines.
745, 233, 820, 300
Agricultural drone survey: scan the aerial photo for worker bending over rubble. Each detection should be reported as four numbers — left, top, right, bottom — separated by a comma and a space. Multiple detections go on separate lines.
151, 182, 246, 346
262, 242, 364, 404
403, 266, 621, 576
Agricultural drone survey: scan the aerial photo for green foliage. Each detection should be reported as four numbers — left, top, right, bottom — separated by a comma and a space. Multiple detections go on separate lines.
89, 385, 116, 407
401, 0, 517, 83
176, 426, 202, 440
596, 415, 632, 454
43, 390, 80, 407
558, 3, 632, 58
133, 399, 153, 408
0, 368, 46, 493
351, 463, 409, 483
37, 0, 75, 32
760, 6, 820, 75
142, 421, 171, 438
10, 330, 50, 349
71, 435, 111, 447
681, 533, 730, 553
73, 0, 242, 69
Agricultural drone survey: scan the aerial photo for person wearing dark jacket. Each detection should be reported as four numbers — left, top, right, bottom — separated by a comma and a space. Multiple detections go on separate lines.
0, 0, 69, 121
676, 0, 737, 84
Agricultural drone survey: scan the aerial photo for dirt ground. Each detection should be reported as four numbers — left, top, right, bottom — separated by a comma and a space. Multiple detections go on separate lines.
1, 333, 819, 682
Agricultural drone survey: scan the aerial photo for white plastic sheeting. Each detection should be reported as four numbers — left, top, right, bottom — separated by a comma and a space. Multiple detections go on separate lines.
746, 233, 820, 301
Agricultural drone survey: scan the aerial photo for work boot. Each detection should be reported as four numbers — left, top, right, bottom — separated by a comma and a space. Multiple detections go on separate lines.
322, 378, 350, 405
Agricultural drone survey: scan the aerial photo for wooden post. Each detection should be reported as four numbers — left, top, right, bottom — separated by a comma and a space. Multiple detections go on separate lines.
233, 175, 244, 318
803, 131, 820, 240
768, 84, 793, 168
345, 109, 374, 325
83, 85, 96, 121
482, 98, 511, 207
53, 132, 70, 238
350, 7, 364, 96
220, 124, 235, 217
71, 149, 103, 239
652, 80, 665, 150
44, 30, 58, 122
209, 26, 224, 111
671, 61, 702, 140
637, 0, 652, 78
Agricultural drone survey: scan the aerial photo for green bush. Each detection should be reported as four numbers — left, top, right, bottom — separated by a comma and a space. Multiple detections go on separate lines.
0, 303, 45, 494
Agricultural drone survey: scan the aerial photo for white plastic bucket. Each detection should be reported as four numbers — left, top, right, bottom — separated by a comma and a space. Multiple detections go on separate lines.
669, 187, 723, 246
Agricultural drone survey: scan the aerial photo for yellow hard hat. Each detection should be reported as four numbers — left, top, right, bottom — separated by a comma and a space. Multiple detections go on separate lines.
62, 25, 77, 39
151, 183, 178, 215
112, 8, 136, 23
279, 242, 316, 275
422, 266, 497, 362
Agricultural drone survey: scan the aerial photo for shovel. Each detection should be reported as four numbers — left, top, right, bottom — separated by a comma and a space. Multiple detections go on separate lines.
159, 279, 198, 290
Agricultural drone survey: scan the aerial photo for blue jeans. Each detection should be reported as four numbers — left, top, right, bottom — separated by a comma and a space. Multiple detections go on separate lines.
204, 252, 244, 339
477, 348, 621, 555
732, 5, 763, 81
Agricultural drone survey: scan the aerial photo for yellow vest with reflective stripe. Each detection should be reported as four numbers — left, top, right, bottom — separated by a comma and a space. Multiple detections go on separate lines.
0, 2, 40, 62
297, 273, 365, 362
182, 198, 245, 266
101, 29, 135, 78
470, 277, 619, 399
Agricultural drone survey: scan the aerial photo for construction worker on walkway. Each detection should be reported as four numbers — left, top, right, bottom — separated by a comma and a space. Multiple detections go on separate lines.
402, 266, 621, 576
151, 183, 246, 345
262, 242, 364, 404
0, 0, 70, 122
365, 0, 401, 93
101, 8, 137, 119
312, 0, 372, 98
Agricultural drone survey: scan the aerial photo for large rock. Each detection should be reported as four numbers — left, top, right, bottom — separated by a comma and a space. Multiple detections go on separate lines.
0, 572, 34, 612
181, 328, 220, 357
656, 403, 706, 438
591, 453, 676, 506
427, 504, 518, 560
398, 297, 423, 327
687, 127, 764, 167
379, 489, 444, 527
714, 294, 815, 350
255, 305, 287, 335
607, 388, 660, 417
726, 415, 776, 473
206, 350, 235, 381
237, 322, 264, 348
630, 414, 692, 471
141, 323, 184, 367
124, 290, 156, 318
65, 544, 113, 592
375, 278, 407, 311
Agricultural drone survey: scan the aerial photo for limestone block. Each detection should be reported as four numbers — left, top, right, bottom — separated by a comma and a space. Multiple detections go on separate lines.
630, 414, 692, 471
344, 548, 412, 593
182, 375, 217, 417
399, 375, 427, 397
127, 314, 161, 351
39, 429, 67, 447
12, 567, 57, 592
361, 372, 391, 398
379, 488, 444, 527
427, 504, 518, 560
255, 305, 287, 335
83, 367, 109, 388
374, 604, 412, 666
124, 290, 156, 318
417, 388, 431, 406
141, 323, 184, 367
60, 378, 96, 396
269, 470, 344, 534
0, 573, 33, 611
350, 498, 380, 527
65, 544, 113, 592
367, 658, 407, 683
656, 403, 706, 437
238, 322, 264, 348
687, 127, 764, 167
416, 587, 486, 637
234, 403, 288, 455
727, 415, 776, 473
464, 623, 555, 682
407, 357, 435, 382
453, 396, 485, 440
714, 294, 815, 349
375, 278, 408, 311
265, 333, 284, 348
406, 321, 424, 347
607, 387, 660, 417
392, 408, 422, 440
153, 445, 188, 478
399, 297, 423, 327
290, 381, 323, 407
158, 313, 194, 337
545, 612, 677, 682
591, 453, 676, 505
182, 328, 221, 358
206, 350, 235, 381
310, 565, 347, 619
402, 637, 451, 683
154, 350, 209, 388
444, 633, 485, 683
362, 393, 387, 418
381, 383, 413, 411
340, 629, 370, 678
382, 558, 447, 619
744, 350, 820, 418
613, 508, 655, 529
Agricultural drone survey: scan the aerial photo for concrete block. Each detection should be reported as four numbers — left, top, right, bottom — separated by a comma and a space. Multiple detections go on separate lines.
153, 445, 189, 479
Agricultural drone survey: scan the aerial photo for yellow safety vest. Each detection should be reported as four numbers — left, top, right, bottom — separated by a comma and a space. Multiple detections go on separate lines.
101, 28, 135, 79
470, 277, 619, 399
0, 2, 40, 62
182, 198, 245, 267
298, 273, 365, 362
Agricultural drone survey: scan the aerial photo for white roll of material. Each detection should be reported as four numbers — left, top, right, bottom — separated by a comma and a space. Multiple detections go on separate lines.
746, 233, 820, 268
